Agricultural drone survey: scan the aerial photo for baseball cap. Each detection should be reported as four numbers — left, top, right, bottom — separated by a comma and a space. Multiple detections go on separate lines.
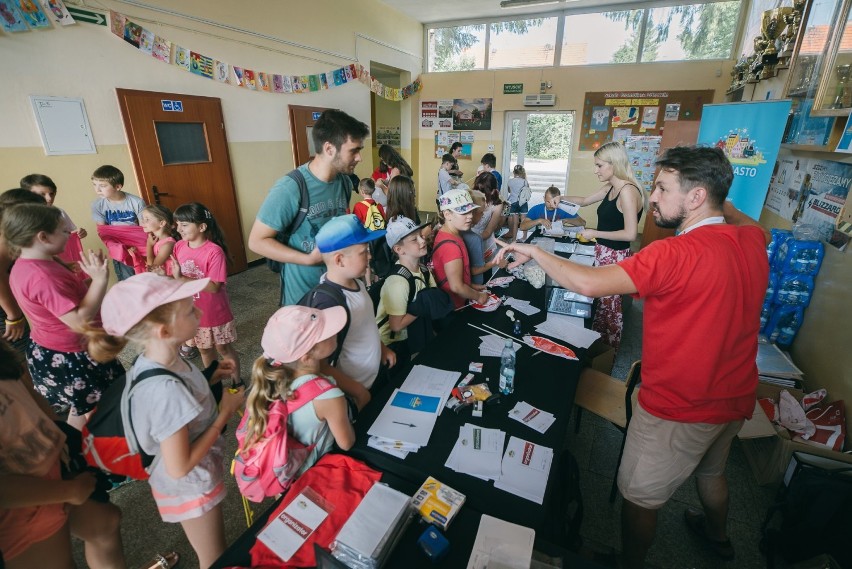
262, 305, 347, 363
315, 214, 386, 253
101, 272, 210, 336
438, 189, 479, 214
385, 215, 427, 249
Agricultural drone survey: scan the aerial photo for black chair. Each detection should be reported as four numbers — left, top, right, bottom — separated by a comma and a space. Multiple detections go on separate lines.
573, 360, 642, 502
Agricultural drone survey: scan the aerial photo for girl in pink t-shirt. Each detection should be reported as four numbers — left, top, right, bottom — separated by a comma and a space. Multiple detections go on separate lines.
172, 202, 240, 384
2, 203, 124, 430
139, 204, 178, 276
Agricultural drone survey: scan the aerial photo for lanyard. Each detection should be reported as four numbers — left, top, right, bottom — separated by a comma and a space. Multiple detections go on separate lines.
677, 216, 724, 236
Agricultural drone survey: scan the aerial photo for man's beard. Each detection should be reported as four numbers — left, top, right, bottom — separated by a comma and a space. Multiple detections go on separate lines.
653, 205, 686, 229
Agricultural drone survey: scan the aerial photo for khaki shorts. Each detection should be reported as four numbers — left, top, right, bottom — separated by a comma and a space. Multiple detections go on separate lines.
617, 403, 743, 509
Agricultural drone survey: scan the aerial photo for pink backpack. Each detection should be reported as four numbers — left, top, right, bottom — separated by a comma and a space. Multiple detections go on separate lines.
233, 377, 336, 502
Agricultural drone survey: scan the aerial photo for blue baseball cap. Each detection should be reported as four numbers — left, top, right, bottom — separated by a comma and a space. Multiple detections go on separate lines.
316, 214, 386, 253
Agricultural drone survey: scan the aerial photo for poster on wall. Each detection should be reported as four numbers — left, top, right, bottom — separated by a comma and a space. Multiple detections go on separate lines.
421, 100, 453, 130
435, 131, 473, 159
797, 159, 852, 250
764, 157, 809, 222
697, 100, 792, 220
376, 126, 400, 148
624, 136, 662, 194
453, 98, 492, 130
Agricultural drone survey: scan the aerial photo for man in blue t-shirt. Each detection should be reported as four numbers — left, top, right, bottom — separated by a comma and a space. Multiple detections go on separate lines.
521, 186, 585, 231
249, 110, 369, 305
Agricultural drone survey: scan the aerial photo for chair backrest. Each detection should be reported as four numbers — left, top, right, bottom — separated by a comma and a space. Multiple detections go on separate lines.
623, 360, 642, 427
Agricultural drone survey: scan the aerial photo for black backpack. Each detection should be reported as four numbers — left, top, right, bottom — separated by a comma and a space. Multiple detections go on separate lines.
372, 264, 431, 324
760, 452, 852, 568
297, 282, 351, 366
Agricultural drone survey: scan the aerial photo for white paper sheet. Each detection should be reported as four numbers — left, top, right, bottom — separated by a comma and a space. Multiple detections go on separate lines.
503, 296, 541, 316
334, 483, 411, 559
493, 437, 553, 504
367, 389, 441, 447
535, 313, 600, 349
479, 334, 522, 357
466, 514, 535, 569
574, 243, 596, 256
568, 253, 595, 266
508, 401, 556, 434
400, 365, 461, 416
367, 436, 412, 458
257, 489, 330, 561
453, 424, 505, 480
554, 241, 576, 254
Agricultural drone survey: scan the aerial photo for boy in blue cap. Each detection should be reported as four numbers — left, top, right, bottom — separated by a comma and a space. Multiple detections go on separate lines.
300, 214, 397, 411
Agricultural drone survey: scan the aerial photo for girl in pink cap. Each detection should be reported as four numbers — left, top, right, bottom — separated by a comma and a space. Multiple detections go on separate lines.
86, 272, 244, 569
238, 305, 355, 481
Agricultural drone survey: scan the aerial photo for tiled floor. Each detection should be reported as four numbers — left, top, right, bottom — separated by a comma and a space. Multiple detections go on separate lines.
73, 265, 779, 568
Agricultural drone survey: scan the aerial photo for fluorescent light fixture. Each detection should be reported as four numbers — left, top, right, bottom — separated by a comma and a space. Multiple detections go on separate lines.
500, 0, 574, 8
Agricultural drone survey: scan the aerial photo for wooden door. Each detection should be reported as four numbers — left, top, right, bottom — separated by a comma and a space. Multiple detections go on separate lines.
289, 105, 332, 166
116, 88, 247, 273
639, 121, 702, 249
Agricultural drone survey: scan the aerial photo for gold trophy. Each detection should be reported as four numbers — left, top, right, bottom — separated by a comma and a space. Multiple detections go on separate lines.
759, 8, 786, 79
777, 6, 798, 67
832, 64, 852, 109
749, 36, 768, 83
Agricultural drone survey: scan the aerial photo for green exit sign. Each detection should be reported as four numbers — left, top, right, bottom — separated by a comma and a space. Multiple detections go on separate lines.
503, 83, 524, 94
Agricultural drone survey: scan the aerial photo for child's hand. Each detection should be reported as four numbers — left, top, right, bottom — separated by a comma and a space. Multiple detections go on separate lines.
66, 471, 97, 505
219, 385, 245, 418
76, 227, 88, 239
214, 358, 238, 384
380, 343, 397, 368
147, 233, 157, 247
306, 247, 323, 266
78, 249, 109, 281
169, 256, 182, 278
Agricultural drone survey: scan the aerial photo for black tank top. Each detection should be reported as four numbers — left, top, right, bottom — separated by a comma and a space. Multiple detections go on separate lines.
596, 184, 642, 250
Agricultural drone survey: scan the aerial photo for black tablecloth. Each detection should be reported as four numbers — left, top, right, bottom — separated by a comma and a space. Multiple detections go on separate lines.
346, 268, 585, 539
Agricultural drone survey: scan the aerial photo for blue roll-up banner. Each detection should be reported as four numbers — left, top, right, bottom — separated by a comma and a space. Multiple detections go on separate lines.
697, 100, 792, 220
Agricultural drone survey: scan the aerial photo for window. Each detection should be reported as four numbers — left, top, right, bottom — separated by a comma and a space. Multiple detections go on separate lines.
562, 10, 643, 65
155, 122, 210, 165
643, 2, 741, 62
426, 1, 741, 72
489, 17, 557, 69
428, 25, 486, 72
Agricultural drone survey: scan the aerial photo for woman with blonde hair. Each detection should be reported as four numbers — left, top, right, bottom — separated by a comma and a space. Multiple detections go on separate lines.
564, 141, 644, 352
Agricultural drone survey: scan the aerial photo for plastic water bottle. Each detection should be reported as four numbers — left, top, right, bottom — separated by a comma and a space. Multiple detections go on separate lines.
499, 339, 516, 395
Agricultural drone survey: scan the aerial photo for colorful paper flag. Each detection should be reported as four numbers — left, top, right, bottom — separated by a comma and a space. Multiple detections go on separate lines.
232, 66, 246, 87
109, 10, 124, 37
39, 0, 74, 26
243, 69, 257, 90
138, 29, 154, 55
308, 75, 319, 92
190, 52, 214, 78
174, 46, 191, 71
281, 75, 293, 93
215, 61, 229, 82
18, 0, 50, 28
124, 21, 143, 48
272, 74, 284, 93
257, 72, 270, 91
0, 1, 29, 32
152, 36, 171, 63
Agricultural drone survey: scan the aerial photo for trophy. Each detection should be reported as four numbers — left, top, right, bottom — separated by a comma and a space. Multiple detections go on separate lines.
759, 8, 787, 79
791, 55, 817, 95
832, 64, 851, 109
749, 35, 768, 83
777, 6, 798, 67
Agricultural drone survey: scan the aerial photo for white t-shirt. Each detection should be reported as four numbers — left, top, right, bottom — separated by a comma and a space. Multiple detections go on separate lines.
507, 177, 528, 204
316, 276, 382, 389
438, 168, 454, 197
129, 355, 224, 495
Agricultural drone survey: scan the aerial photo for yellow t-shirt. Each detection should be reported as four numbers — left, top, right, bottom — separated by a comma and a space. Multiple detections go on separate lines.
376, 264, 435, 345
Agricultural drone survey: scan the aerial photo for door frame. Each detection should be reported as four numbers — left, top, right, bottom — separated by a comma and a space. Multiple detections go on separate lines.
501, 110, 575, 191
288, 104, 331, 167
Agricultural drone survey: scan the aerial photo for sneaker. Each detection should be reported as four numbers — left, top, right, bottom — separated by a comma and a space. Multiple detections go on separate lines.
106, 474, 134, 492
179, 345, 199, 359
143, 551, 179, 569
684, 508, 735, 560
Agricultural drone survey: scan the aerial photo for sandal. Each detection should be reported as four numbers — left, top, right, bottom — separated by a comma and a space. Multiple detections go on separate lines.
683, 508, 735, 561
179, 345, 199, 359
143, 551, 179, 569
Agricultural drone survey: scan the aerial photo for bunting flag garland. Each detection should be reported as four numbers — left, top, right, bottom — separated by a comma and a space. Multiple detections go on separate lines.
100, 10, 423, 100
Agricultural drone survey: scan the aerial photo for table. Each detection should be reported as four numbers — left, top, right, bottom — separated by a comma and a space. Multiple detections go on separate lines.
346, 260, 588, 540
212, 469, 603, 569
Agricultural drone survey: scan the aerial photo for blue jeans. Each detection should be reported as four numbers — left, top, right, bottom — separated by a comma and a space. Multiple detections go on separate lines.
112, 260, 135, 281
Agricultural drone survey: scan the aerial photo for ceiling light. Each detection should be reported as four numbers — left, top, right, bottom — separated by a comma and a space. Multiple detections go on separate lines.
500, 0, 572, 8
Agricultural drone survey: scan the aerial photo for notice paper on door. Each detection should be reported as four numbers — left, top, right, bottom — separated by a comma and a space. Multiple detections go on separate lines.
257, 487, 331, 562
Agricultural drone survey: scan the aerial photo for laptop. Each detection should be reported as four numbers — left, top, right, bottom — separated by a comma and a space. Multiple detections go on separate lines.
547, 287, 593, 319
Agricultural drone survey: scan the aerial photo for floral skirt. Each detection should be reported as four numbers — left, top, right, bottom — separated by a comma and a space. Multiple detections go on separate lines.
193, 320, 237, 350
26, 341, 124, 416
592, 244, 633, 352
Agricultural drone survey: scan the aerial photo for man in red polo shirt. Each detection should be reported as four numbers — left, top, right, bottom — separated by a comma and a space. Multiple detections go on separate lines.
498, 146, 769, 568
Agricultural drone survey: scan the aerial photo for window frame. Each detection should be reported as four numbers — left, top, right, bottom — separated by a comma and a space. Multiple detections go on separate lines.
424, 0, 744, 73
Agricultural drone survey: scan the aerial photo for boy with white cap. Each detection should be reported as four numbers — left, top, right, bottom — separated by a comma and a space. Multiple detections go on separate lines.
432, 189, 491, 309
301, 214, 397, 410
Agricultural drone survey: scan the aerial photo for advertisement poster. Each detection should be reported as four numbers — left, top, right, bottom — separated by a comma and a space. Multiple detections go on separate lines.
453, 98, 492, 130
764, 157, 809, 221
697, 101, 792, 220
376, 126, 400, 148
624, 136, 662, 194
797, 159, 852, 250
420, 100, 453, 130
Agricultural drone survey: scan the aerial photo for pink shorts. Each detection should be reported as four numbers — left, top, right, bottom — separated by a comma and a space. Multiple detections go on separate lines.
193, 321, 237, 350
0, 464, 68, 560
151, 482, 226, 523
617, 403, 743, 509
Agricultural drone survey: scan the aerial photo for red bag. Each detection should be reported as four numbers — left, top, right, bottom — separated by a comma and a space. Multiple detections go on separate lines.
799, 400, 847, 452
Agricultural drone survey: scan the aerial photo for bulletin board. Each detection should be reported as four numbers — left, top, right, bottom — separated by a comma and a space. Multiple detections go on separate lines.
434, 130, 474, 159
578, 90, 714, 151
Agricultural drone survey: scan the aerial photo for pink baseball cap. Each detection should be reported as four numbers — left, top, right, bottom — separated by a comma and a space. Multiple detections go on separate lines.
262, 305, 347, 364
101, 273, 210, 336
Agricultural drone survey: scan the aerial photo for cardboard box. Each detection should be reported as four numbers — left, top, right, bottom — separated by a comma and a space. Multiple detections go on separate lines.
586, 339, 615, 375
737, 383, 852, 486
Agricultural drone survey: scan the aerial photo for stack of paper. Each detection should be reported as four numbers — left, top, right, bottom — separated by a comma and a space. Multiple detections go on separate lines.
503, 296, 540, 316
445, 424, 506, 481
542, 223, 565, 237
568, 254, 595, 266
479, 334, 521, 357
466, 515, 535, 569
368, 389, 442, 454
574, 243, 596, 256
493, 437, 553, 504
508, 402, 556, 434
565, 226, 586, 238
399, 365, 461, 416
554, 241, 576, 254
535, 313, 600, 349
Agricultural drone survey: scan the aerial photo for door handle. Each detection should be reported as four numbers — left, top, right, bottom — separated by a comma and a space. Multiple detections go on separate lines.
151, 185, 171, 205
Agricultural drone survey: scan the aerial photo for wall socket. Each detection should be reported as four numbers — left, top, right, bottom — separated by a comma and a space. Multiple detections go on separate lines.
488, 144, 495, 152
